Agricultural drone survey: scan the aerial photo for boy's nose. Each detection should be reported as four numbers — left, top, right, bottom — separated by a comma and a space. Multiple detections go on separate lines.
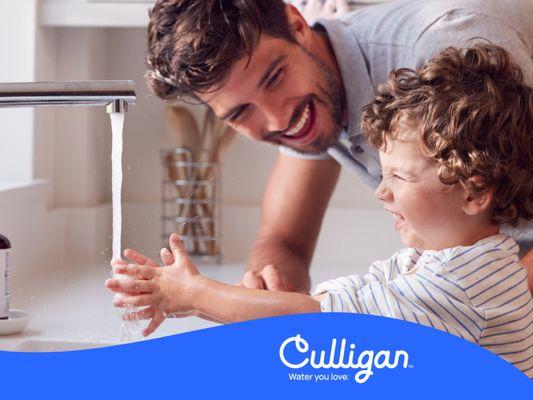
375, 180, 393, 202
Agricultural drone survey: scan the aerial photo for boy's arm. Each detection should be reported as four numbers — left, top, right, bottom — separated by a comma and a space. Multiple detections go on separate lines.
191, 275, 321, 323
157, 246, 322, 323
107, 234, 321, 327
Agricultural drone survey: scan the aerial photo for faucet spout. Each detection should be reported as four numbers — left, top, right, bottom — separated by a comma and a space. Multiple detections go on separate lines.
0, 81, 136, 109
106, 99, 128, 114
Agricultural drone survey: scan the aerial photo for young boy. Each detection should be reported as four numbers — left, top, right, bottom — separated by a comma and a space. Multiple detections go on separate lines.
106, 43, 533, 377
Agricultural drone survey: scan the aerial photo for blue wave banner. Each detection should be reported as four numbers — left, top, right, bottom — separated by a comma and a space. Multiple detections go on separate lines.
1, 313, 531, 398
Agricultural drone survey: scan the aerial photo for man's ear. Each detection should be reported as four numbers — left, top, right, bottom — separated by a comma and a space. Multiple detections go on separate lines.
284, 4, 312, 48
462, 176, 494, 216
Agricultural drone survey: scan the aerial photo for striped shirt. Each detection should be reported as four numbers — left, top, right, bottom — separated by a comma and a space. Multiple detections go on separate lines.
313, 234, 533, 378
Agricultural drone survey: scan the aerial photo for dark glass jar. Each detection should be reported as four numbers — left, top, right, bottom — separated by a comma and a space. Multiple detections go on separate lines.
0, 234, 11, 320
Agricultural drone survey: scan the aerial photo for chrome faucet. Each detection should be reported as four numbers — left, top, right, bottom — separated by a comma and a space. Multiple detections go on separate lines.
0, 80, 136, 113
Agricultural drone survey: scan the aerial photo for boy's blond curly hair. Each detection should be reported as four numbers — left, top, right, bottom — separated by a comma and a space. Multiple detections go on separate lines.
362, 43, 533, 226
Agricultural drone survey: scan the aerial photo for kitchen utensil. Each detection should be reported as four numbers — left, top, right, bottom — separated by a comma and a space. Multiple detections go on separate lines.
196, 124, 236, 255
165, 105, 202, 160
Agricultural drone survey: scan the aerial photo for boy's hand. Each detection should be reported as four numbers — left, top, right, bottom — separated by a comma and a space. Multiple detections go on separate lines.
105, 234, 200, 333
115, 245, 181, 336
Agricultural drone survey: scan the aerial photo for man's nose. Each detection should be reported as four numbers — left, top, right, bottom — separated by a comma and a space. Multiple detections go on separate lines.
375, 180, 393, 202
260, 98, 291, 134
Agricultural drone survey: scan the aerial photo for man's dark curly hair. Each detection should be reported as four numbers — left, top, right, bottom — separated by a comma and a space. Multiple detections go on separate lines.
146, 0, 294, 102
362, 43, 533, 226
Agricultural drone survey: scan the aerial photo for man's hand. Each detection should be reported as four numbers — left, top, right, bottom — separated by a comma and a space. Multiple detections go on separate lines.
238, 264, 297, 292
292, 0, 351, 24
521, 249, 533, 296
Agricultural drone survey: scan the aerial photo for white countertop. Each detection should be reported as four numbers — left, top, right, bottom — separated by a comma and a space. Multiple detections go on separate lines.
0, 261, 246, 351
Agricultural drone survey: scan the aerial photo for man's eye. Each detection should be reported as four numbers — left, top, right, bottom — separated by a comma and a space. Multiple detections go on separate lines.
391, 174, 404, 181
266, 68, 284, 89
229, 106, 247, 123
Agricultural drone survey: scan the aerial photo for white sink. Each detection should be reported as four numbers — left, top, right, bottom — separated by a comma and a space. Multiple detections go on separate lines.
12, 339, 116, 352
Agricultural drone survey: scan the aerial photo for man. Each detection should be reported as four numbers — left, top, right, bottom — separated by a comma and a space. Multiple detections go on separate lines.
145, 0, 533, 295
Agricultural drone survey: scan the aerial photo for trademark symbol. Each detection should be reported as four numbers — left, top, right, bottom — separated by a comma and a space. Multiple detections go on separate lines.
408, 364, 415, 368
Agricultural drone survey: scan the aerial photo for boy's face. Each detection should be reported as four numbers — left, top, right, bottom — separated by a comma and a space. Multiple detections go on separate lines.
375, 129, 468, 251
198, 35, 344, 155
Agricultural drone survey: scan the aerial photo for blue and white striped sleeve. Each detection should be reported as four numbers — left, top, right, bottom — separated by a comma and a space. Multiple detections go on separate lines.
312, 255, 397, 314
314, 250, 486, 342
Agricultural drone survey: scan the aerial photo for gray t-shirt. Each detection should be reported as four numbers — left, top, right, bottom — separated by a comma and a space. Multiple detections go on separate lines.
280, 0, 533, 248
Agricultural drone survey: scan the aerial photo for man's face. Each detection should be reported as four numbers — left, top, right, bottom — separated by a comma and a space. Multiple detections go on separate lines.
198, 36, 344, 154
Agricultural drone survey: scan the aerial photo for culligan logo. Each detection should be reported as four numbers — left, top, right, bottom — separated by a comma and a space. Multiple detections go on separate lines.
279, 334, 410, 383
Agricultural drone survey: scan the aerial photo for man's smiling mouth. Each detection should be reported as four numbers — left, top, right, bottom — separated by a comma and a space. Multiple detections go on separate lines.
281, 100, 316, 143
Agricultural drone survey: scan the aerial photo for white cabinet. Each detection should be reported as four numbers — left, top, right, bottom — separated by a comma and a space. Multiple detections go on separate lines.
40, 0, 155, 27
41, 0, 388, 27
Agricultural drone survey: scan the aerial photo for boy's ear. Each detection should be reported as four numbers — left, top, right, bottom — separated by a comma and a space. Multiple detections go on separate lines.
462, 176, 493, 216
284, 4, 312, 48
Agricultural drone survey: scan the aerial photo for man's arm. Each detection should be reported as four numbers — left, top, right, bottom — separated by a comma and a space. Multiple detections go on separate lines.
242, 153, 341, 293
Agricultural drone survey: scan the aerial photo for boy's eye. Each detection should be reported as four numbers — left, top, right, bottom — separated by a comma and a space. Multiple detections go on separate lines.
390, 174, 404, 181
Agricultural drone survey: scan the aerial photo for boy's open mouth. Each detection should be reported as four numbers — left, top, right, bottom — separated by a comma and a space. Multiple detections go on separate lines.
389, 211, 406, 231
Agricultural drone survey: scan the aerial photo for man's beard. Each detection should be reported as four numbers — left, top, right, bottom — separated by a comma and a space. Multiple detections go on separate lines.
292, 45, 344, 155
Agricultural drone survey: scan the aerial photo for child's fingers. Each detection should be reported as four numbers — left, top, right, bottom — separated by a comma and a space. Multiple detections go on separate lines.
160, 247, 174, 266
113, 263, 157, 280
142, 312, 165, 337
106, 278, 155, 294
113, 293, 154, 308
123, 248, 159, 268
111, 258, 127, 268
169, 233, 189, 263
122, 306, 156, 321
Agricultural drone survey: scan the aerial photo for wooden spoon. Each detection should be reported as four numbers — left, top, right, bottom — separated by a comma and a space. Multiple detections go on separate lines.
165, 105, 202, 160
